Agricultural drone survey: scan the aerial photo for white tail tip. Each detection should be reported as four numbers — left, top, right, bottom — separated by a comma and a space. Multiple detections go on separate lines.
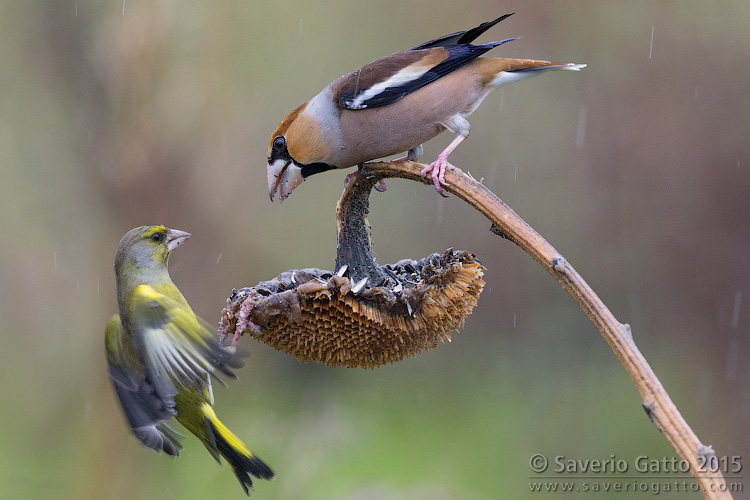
563, 63, 587, 71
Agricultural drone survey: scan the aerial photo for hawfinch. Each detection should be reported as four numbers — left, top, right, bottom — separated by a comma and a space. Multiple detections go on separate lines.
268, 13, 586, 200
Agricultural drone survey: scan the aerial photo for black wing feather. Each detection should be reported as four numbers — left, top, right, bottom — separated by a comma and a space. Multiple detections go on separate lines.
411, 13, 515, 50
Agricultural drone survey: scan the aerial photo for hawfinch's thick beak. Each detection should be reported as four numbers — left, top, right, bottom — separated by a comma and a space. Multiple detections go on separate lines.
267, 159, 303, 202
165, 228, 191, 252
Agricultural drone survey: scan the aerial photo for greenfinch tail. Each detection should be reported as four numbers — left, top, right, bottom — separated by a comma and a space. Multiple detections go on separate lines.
200, 404, 275, 495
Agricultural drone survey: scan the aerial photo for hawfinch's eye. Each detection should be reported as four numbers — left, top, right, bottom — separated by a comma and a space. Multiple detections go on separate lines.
151, 232, 163, 242
273, 137, 286, 151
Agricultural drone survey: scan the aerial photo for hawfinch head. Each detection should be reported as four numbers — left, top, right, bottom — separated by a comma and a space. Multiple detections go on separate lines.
267, 102, 337, 202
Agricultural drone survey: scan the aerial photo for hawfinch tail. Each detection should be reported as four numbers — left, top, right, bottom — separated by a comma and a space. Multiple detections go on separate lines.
268, 13, 586, 200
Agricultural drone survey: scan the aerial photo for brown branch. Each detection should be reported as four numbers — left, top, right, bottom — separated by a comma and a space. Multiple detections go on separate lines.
356, 160, 731, 500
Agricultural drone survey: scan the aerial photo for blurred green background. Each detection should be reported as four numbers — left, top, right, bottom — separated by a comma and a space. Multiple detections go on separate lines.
1, 1, 747, 499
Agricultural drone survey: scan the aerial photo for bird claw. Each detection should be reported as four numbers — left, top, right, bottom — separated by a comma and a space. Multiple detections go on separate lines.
374, 179, 387, 192
233, 293, 264, 347
217, 300, 235, 345
231, 330, 242, 348
421, 158, 452, 196
344, 171, 357, 189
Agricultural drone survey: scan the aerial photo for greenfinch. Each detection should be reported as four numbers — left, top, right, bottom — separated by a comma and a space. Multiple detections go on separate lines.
105, 225, 273, 494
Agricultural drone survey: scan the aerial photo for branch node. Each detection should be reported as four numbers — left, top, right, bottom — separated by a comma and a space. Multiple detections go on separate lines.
551, 256, 568, 272
698, 445, 718, 471
489, 223, 518, 245
642, 401, 661, 431
622, 322, 633, 340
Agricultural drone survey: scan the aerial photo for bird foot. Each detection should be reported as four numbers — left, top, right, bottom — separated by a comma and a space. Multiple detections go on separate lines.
421, 158, 452, 197
218, 299, 233, 344
233, 292, 263, 347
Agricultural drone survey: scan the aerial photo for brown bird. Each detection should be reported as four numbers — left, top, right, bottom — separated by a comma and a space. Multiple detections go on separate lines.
267, 13, 586, 200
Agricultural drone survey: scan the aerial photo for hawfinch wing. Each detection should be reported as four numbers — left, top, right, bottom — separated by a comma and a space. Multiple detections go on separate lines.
334, 15, 519, 111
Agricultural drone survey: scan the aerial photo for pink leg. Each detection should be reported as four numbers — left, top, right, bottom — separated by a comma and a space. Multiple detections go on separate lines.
421, 134, 466, 195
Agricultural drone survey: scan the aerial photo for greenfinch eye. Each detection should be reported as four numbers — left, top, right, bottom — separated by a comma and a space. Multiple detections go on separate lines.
151, 232, 163, 242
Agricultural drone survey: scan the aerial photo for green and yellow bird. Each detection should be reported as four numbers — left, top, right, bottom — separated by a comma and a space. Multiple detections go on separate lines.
104, 225, 273, 494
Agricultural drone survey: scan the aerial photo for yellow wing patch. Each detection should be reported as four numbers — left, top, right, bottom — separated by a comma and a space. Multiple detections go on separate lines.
130, 285, 243, 390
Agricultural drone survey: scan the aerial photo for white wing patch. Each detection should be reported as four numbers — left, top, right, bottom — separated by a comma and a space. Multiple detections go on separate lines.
344, 64, 432, 109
